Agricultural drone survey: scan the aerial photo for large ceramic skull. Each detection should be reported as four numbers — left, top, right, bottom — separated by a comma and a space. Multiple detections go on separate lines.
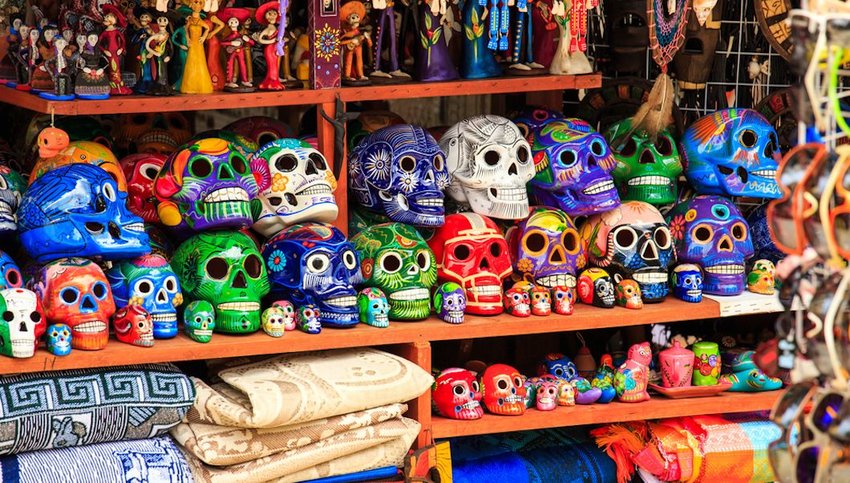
480, 363, 526, 415
580, 201, 675, 302
0, 250, 22, 290
352, 222, 437, 320
667, 195, 754, 295
17, 163, 150, 263
682, 109, 781, 199
349, 125, 449, 227
171, 231, 270, 333
606, 119, 683, 205
113, 112, 192, 155
262, 223, 362, 328
0, 162, 25, 234
441, 115, 534, 220
506, 207, 584, 291
30, 141, 128, 192
432, 368, 484, 420
120, 153, 167, 223
154, 138, 260, 234
530, 119, 620, 217
428, 213, 513, 315
511, 107, 566, 144
107, 254, 183, 339
0, 288, 46, 358
30, 257, 116, 350
251, 138, 338, 237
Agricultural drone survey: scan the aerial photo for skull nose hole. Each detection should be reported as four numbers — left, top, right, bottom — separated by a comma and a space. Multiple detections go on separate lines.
156, 289, 167, 303
549, 246, 565, 264
764, 143, 774, 158
718, 235, 733, 252
305, 161, 318, 175
641, 241, 659, 260
284, 194, 298, 206
233, 271, 247, 288
397, 194, 409, 211
85, 222, 104, 234
639, 149, 655, 164
489, 188, 498, 197
218, 164, 234, 180
407, 265, 419, 275
95, 195, 107, 212
425, 170, 435, 183
736, 166, 749, 184
479, 258, 490, 270
19, 321, 27, 332
108, 222, 121, 239
81, 296, 96, 311
508, 163, 518, 175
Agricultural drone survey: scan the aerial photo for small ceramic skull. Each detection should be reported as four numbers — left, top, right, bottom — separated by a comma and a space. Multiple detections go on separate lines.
271, 300, 297, 330
557, 380, 576, 406
504, 288, 531, 317
480, 363, 527, 415
46, 323, 72, 356
107, 254, 183, 339
748, 259, 776, 295
536, 381, 558, 411
357, 287, 390, 328
0, 288, 46, 358
530, 285, 551, 316
433, 282, 466, 324
551, 285, 574, 315
616, 280, 643, 309
261, 306, 287, 337
183, 300, 215, 343
112, 304, 154, 347
538, 353, 579, 381
670, 264, 703, 303
432, 368, 484, 420
298, 305, 321, 334
578, 268, 615, 308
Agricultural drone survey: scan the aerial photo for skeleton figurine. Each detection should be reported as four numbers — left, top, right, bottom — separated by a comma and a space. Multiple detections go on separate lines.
370, 0, 410, 80
40, 37, 75, 99
481, 0, 510, 51
748, 56, 770, 105
508, 0, 543, 72
221, 15, 255, 91
144, 15, 175, 96
340, 1, 372, 85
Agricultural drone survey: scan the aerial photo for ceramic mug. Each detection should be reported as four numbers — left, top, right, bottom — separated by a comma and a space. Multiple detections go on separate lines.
692, 341, 721, 386
659, 341, 694, 388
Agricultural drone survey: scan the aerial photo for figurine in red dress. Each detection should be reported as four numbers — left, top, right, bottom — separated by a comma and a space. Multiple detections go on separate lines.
98, 4, 132, 95
253, 1, 284, 90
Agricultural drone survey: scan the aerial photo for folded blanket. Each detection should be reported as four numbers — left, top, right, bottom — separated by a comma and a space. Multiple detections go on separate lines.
0, 436, 193, 482
186, 348, 433, 428
0, 364, 194, 455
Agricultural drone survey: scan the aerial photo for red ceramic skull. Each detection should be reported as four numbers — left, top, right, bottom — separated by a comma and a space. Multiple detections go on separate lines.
224, 116, 296, 147
504, 288, 530, 317
432, 368, 484, 420
481, 363, 527, 415
112, 304, 154, 347
120, 153, 167, 223
428, 213, 513, 315
551, 285, 574, 314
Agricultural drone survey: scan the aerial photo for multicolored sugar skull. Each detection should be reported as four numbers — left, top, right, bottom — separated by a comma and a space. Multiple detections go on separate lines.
615, 279, 643, 309
606, 119, 683, 205
358, 287, 390, 328
504, 287, 531, 317
271, 300, 297, 331
261, 306, 287, 337
263, 223, 362, 328
481, 364, 527, 415
298, 304, 322, 334
432, 368, 484, 420
46, 323, 72, 356
349, 125, 449, 227
112, 304, 154, 347
433, 282, 466, 324
536, 381, 558, 411
0, 250, 22, 290
578, 268, 615, 308
0, 288, 45, 358
507, 207, 584, 291
557, 380, 575, 406
120, 153, 167, 223
529, 119, 620, 217
551, 285, 574, 315
530, 285, 551, 315
748, 259, 776, 295
670, 264, 703, 303
250, 138, 338, 237
667, 196, 754, 295
107, 254, 183, 339
171, 231, 270, 333
0, 162, 25, 234
682, 109, 781, 199
352, 223, 437, 320
538, 353, 578, 381
183, 300, 215, 343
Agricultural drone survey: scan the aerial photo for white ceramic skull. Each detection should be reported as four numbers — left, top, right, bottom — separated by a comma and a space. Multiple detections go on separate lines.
441, 116, 534, 220
0, 288, 46, 358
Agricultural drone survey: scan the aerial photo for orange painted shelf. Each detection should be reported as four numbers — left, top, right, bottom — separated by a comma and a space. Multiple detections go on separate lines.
431, 391, 781, 438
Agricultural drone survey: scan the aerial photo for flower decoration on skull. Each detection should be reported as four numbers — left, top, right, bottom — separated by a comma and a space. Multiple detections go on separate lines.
154, 138, 260, 234
615, 279, 643, 309
666, 196, 754, 295
504, 287, 531, 317
432, 367, 484, 420
682, 109, 781, 199
606, 119, 683, 205
261, 306, 287, 337
262, 223, 362, 328
357, 287, 390, 328
189, 129, 260, 161
511, 106, 566, 144
428, 213, 513, 315
17, 164, 150, 263
0, 288, 46, 358
480, 364, 527, 415
183, 300, 215, 343
529, 119, 620, 217
352, 222, 437, 320
0, 250, 22, 290
298, 304, 322, 334
670, 263, 704, 303
171, 231, 270, 333
250, 138, 338, 236
349, 125, 449, 227
433, 282, 466, 324
0, 162, 25, 234
107, 254, 183, 339
30, 141, 128, 192
538, 353, 578, 381
112, 304, 154, 347
440, 116, 534, 220
579, 201, 675, 302
578, 268, 616, 308
507, 207, 584, 292
120, 153, 167, 223
46, 323, 72, 356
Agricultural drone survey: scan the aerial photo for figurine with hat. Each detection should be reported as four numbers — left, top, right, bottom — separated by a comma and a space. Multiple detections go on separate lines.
253, 1, 291, 90
218, 7, 255, 92
99, 3, 133, 95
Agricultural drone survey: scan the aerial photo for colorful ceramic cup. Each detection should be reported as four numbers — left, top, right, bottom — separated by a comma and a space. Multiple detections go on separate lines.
692, 341, 721, 386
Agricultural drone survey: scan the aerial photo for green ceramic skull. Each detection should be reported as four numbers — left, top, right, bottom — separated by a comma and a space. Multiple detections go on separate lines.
352, 222, 437, 320
605, 119, 683, 206
172, 231, 269, 334
183, 300, 215, 343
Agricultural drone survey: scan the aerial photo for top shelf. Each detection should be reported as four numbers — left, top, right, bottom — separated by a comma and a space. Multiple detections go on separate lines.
0, 74, 601, 115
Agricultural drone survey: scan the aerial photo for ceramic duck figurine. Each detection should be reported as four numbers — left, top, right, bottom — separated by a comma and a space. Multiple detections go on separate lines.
614, 342, 652, 402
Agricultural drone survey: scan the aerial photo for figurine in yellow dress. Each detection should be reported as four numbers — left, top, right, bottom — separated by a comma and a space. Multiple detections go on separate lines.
180, 0, 214, 94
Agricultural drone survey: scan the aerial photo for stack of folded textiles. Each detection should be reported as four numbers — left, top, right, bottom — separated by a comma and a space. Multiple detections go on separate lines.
0, 364, 196, 482
171, 348, 434, 483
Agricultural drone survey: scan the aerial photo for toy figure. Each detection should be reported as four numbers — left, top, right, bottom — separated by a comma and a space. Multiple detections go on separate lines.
145, 15, 175, 96
340, 1, 371, 85
220, 10, 255, 92
417, 0, 459, 81
46, 323, 72, 356
508, 0, 543, 73
371, 0, 411, 81
184, 300, 215, 343
613, 342, 651, 402
206, 12, 226, 91
592, 355, 617, 403
180, 0, 214, 94
261, 306, 287, 337
113, 305, 155, 347
271, 300, 297, 331
130, 7, 155, 94
720, 350, 783, 392
748, 259, 776, 295
615, 280, 643, 309
254, 1, 284, 90
39, 37, 75, 100
460, 0, 502, 78
30, 24, 57, 92
74, 33, 110, 99
99, 4, 132, 95
15, 27, 39, 90
358, 287, 390, 328
170, 24, 188, 90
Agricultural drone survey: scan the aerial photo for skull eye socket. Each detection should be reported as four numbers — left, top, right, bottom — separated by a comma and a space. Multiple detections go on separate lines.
656, 136, 673, 156
452, 385, 465, 396
522, 231, 549, 255
6, 269, 21, 287
731, 222, 748, 241
562, 230, 580, 254
140, 162, 161, 180
590, 139, 606, 156
553, 367, 564, 377
92, 282, 107, 299
692, 223, 714, 243
308, 152, 327, 170
102, 183, 116, 202
190, 157, 213, 178
619, 138, 637, 157
513, 376, 523, 387
305, 253, 330, 274
164, 276, 177, 292
483, 149, 501, 166
342, 250, 358, 270
0, 177, 6, 190
433, 154, 445, 171
303, 309, 314, 318
2, 311, 11, 322
739, 129, 758, 148
60, 287, 79, 304
453, 244, 471, 261
654, 227, 672, 249
275, 154, 298, 172
416, 251, 431, 271
206, 257, 229, 280
244, 254, 263, 278
258, 132, 278, 146
684, 276, 693, 285
399, 156, 416, 173
496, 379, 509, 390
133, 279, 153, 296
231, 155, 248, 175
471, 381, 480, 392
613, 226, 638, 250
194, 316, 202, 323
559, 150, 577, 166
517, 145, 530, 164
489, 242, 502, 258
379, 252, 403, 274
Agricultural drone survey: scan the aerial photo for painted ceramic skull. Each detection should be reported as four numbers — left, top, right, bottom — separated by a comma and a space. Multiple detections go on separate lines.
504, 287, 531, 317
0, 288, 45, 358
46, 323, 72, 356
30, 141, 128, 192
0, 251, 22, 290
481, 364, 527, 415
183, 300, 215, 343
17, 164, 150, 263
271, 300, 297, 330
440, 115, 534, 220
530, 286, 551, 315
190, 129, 259, 160
432, 368, 484, 420
349, 125, 449, 227
670, 264, 703, 303
551, 285, 574, 315
578, 268, 616, 308
748, 259, 776, 295
580, 201, 675, 302
0, 162, 25, 234
557, 380, 576, 405
261, 306, 287, 337
507, 207, 584, 291
539, 353, 579, 381
224, 116, 296, 147
682, 109, 781, 199
428, 213, 513, 315
113, 112, 192, 154
263, 223, 362, 328
511, 107, 566, 144
606, 119, 683, 205
154, 138, 260, 234
107, 254, 183, 339
529, 119, 620, 217
171, 231, 270, 333
433, 282, 466, 324
667, 196, 754, 295
31, 257, 115, 350
112, 304, 154, 347
357, 287, 390, 328
352, 223, 437, 320
615, 280, 643, 309
536, 381, 558, 411
298, 304, 322, 334
251, 138, 338, 236
120, 153, 167, 223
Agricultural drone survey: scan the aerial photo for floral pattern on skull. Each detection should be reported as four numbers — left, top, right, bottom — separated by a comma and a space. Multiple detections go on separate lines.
46, 323, 72, 356
357, 287, 390, 328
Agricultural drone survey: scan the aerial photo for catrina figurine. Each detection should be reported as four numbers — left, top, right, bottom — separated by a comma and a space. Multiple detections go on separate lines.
219, 9, 255, 92
460, 0, 502, 79
180, 0, 215, 94
98, 4, 132, 95
370, 0, 411, 81
416, 0, 459, 81
75, 33, 111, 99
254, 1, 285, 90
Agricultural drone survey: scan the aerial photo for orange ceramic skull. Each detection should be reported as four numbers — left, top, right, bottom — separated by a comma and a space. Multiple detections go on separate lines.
29, 141, 127, 191
481, 363, 527, 415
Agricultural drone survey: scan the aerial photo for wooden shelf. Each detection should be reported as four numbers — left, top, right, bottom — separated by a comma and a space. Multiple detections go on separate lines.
431, 391, 781, 438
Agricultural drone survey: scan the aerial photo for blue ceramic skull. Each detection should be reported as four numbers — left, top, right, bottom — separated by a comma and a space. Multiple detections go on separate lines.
46, 323, 72, 356
747, 204, 785, 264
0, 162, 25, 234
682, 109, 781, 199
0, 250, 22, 290
539, 353, 578, 381
17, 163, 150, 263
511, 106, 565, 143
262, 223, 363, 328
349, 125, 449, 227
667, 196, 754, 296
107, 254, 184, 339
670, 264, 703, 303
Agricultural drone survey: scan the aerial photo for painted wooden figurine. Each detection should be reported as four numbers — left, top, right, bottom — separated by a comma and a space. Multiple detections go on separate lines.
219, 9, 255, 92
180, 0, 214, 94
130, 7, 155, 94
461, 0, 502, 78
145, 14, 175, 95
99, 4, 132, 95
74, 33, 110, 99
509, 0, 544, 73
340, 1, 372, 85
206, 11, 226, 90
416, 0, 459, 81
531, 0, 558, 68
613, 342, 652, 402
170, 23, 189, 90
254, 1, 284, 90
370, 0, 411, 81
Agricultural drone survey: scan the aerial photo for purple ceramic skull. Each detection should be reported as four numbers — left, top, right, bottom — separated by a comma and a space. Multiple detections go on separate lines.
667, 195, 754, 296
506, 207, 584, 291
529, 119, 620, 217
433, 282, 466, 324
511, 106, 566, 143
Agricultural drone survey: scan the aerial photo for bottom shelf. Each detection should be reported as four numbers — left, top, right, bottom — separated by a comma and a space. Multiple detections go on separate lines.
431, 391, 781, 438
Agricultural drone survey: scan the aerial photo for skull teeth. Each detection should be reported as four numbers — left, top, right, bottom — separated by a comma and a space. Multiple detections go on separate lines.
687, 290, 702, 296
631, 272, 668, 284
536, 274, 576, 288
752, 169, 777, 178
417, 198, 443, 207
705, 264, 745, 275
74, 321, 106, 333
204, 188, 250, 203
389, 288, 429, 301
459, 401, 480, 410
125, 223, 145, 232
627, 176, 673, 186
151, 313, 177, 322
468, 285, 501, 296
217, 302, 260, 311
296, 183, 333, 196
487, 187, 528, 202
193, 329, 213, 336
326, 296, 357, 307
582, 180, 616, 195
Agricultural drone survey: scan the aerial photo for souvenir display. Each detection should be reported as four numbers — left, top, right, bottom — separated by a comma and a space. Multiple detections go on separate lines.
480, 364, 526, 415
557, 380, 575, 406
551, 285, 574, 315
297, 304, 322, 334
271, 300, 297, 331
666, 196, 754, 296
0, 288, 45, 358
605, 119, 682, 205
441, 115, 533, 220
0, 251, 22, 290
577, 268, 615, 308
658, 340, 694, 388
720, 350, 783, 392
0, 162, 22, 235
504, 287, 531, 317
107, 254, 183, 339
429, 213, 512, 315
120, 153, 168, 223
460, 0, 502, 79
45, 323, 72, 356
432, 282, 465, 324
692, 341, 721, 386
432, 368, 484, 420
261, 306, 287, 337
180, 0, 215, 94
112, 304, 154, 347
99, 4, 132, 95
747, 259, 776, 295
416, 0, 459, 82
613, 342, 651, 403
670, 264, 703, 303
171, 231, 270, 334
615, 280, 643, 309
251, 138, 338, 236
340, 1, 371, 85
219, 9, 255, 92
535, 381, 558, 411
184, 300, 215, 343
357, 287, 390, 328
263, 223, 361, 328
529, 285, 551, 316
